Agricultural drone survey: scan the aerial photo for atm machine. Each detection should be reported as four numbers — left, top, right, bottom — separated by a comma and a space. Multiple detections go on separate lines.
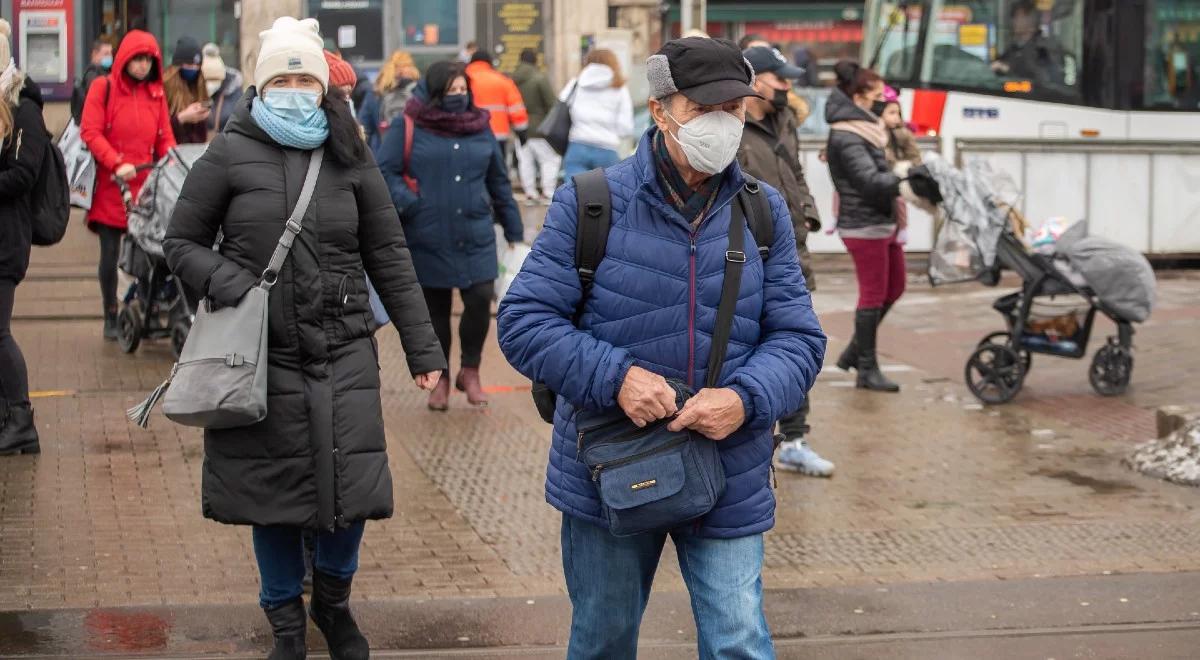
17, 7, 71, 100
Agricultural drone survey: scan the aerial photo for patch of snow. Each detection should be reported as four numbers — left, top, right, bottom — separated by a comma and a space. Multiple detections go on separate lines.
1125, 420, 1200, 486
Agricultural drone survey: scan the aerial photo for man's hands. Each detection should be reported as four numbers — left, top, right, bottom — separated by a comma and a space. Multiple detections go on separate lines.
414, 371, 442, 391
617, 367, 747, 440
617, 366, 677, 427
667, 387, 745, 441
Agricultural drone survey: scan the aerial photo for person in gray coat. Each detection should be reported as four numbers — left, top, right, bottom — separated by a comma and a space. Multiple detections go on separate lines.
163, 18, 444, 659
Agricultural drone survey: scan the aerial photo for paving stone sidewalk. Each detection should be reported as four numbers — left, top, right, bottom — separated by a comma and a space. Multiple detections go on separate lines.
2, 219, 1199, 611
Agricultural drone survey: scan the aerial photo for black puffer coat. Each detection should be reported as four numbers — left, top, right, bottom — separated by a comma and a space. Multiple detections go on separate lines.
0, 80, 49, 285
163, 93, 446, 531
824, 89, 900, 232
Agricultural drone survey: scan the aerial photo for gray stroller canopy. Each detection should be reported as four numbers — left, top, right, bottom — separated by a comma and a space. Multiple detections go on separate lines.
126, 144, 210, 258
925, 155, 1021, 286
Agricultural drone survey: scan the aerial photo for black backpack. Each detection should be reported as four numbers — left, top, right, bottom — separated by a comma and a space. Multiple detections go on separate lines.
530, 168, 775, 423
30, 133, 71, 246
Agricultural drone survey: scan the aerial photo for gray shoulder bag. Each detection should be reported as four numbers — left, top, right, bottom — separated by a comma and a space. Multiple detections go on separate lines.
128, 147, 324, 429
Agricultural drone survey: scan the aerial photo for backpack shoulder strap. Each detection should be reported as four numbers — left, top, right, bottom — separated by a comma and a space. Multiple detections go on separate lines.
571, 167, 611, 320
739, 174, 774, 260
706, 192, 749, 388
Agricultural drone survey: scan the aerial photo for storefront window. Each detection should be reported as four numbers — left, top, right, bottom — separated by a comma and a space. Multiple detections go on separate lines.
402, 0, 459, 46
154, 0, 239, 66
917, 0, 1082, 101
1143, 0, 1200, 109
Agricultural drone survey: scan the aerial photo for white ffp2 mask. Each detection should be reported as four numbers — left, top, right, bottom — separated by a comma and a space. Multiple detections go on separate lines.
663, 108, 744, 175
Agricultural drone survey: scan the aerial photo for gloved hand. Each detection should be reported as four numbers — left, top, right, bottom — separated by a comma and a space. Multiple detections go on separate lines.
906, 164, 943, 204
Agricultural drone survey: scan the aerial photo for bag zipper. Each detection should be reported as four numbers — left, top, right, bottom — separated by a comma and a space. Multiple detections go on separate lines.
577, 414, 649, 453
591, 433, 689, 482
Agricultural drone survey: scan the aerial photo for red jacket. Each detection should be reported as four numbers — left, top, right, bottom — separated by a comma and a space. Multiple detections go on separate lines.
465, 60, 528, 140
80, 30, 176, 230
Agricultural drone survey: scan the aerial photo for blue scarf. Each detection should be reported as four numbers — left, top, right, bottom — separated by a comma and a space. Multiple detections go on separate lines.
250, 96, 330, 150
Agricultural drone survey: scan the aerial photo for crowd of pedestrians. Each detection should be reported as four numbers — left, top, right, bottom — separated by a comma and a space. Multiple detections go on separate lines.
0, 13, 949, 657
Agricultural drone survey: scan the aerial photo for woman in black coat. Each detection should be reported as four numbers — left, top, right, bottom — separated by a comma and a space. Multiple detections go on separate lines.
0, 47, 45, 456
377, 61, 524, 412
825, 61, 903, 393
162, 17, 445, 659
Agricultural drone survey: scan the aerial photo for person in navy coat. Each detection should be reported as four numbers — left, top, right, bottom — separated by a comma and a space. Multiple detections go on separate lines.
378, 60, 524, 411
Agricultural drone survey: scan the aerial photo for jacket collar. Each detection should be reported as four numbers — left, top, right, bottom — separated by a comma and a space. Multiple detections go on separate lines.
632, 127, 746, 232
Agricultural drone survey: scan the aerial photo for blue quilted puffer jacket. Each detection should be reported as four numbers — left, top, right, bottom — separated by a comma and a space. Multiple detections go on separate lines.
497, 128, 826, 538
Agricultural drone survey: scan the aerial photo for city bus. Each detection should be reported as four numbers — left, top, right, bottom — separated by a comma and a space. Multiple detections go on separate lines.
850, 0, 1200, 256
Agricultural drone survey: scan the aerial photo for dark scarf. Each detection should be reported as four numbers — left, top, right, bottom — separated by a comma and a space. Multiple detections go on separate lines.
652, 129, 723, 229
404, 94, 490, 137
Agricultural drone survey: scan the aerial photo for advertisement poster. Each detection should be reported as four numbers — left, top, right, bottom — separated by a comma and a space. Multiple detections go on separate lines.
489, 1, 545, 74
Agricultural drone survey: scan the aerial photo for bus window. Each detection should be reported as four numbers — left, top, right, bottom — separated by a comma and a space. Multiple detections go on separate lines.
921, 0, 1082, 101
866, 2, 925, 80
1144, 0, 1200, 109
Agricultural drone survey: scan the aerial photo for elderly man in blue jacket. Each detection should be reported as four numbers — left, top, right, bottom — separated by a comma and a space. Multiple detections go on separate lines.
497, 37, 825, 659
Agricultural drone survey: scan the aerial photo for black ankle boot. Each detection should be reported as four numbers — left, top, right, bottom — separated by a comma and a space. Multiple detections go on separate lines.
309, 570, 369, 660
264, 596, 308, 660
0, 402, 40, 455
838, 304, 891, 372
854, 308, 900, 392
103, 309, 118, 341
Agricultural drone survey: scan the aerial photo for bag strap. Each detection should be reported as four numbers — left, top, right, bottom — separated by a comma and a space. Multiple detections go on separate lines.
739, 175, 774, 260
705, 187, 750, 389
402, 114, 414, 176
571, 168, 611, 322
260, 147, 324, 291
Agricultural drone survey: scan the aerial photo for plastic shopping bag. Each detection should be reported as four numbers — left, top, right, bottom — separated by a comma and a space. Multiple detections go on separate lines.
58, 119, 96, 210
496, 243, 532, 302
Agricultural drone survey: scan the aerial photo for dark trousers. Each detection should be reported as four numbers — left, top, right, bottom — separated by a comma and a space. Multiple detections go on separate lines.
96, 225, 124, 313
777, 397, 811, 438
0, 280, 29, 404
842, 234, 906, 310
252, 522, 365, 610
422, 281, 494, 369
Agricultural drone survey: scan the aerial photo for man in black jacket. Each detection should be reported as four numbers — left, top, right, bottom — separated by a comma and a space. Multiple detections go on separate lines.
738, 45, 833, 477
70, 38, 113, 122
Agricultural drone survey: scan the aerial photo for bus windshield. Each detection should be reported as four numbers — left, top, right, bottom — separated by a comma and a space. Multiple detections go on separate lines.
866, 1, 1083, 102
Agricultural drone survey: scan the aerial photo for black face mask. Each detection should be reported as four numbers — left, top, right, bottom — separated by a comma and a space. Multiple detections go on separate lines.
871, 100, 888, 117
771, 88, 789, 111
441, 94, 470, 113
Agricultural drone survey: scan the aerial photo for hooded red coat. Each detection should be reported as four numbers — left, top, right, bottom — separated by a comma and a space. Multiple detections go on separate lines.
79, 30, 176, 230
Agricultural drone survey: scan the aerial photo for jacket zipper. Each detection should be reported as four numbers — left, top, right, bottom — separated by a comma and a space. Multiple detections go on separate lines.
591, 433, 690, 482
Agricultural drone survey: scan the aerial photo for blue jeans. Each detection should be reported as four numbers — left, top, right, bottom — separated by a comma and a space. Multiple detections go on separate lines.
252, 522, 365, 609
561, 515, 774, 660
562, 142, 620, 179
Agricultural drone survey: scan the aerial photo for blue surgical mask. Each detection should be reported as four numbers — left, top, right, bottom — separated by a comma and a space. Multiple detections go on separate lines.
180, 67, 200, 82
262, 88, 322, 123
100, 55, 113, 70
441, 93, 470, 113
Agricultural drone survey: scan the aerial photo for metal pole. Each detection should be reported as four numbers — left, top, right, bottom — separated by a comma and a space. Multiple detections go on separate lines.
680, 0, 706, 35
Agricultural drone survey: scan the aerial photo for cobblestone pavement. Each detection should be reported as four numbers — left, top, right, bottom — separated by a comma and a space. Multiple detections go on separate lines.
2, 215, 1199, 611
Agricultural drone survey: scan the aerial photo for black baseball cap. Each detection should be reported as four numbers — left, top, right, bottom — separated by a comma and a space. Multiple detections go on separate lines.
649, 37, 762, 105
743, 46, 807, 79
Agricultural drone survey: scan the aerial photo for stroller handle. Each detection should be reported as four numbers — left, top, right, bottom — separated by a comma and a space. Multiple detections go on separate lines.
113, 163, 156, 212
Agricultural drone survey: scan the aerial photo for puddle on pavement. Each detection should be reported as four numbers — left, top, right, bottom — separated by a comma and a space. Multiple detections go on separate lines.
1033, 469, 1139, 494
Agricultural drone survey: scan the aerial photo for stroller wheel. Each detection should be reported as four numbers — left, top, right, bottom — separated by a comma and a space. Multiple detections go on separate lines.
1090, 342, 1132, 397
117, 303, 143, 354
978, 332, 1032, 373
965, 344, 1026, 405
170, 318, 190, 360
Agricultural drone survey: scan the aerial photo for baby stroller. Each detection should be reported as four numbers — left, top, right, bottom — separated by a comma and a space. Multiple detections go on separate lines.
924, 157, 1155, 405
115, 145, 208, 358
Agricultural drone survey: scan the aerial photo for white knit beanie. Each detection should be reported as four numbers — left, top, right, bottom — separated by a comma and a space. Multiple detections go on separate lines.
255, 17, 328, 92
201, 43, 226, 82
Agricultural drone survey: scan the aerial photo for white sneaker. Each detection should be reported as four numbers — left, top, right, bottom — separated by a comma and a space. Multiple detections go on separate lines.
776, 438, 835, 477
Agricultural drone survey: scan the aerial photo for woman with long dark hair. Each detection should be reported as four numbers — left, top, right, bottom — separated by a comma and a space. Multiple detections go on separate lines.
378, 61, 524, 411
825, 61, 904, 392
163, 37, 210, 144
163, 18, 446, 658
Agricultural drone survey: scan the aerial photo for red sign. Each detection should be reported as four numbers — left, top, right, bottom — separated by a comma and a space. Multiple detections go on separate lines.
743, 20, 864, 44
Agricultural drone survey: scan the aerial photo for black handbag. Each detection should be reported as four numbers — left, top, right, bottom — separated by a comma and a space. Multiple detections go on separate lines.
573, 192, 757, 536
537, 80, 577, 155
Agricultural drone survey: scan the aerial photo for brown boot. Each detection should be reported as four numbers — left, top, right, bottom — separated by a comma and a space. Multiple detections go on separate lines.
455, 367, 489, 407
427, 371, 450, 411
